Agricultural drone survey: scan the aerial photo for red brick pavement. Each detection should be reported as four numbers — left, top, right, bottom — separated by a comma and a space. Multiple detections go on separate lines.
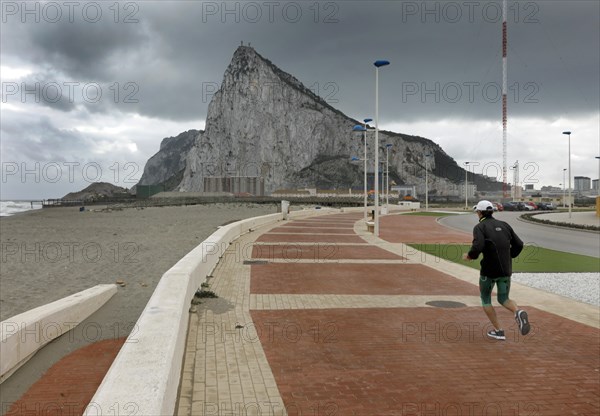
380, 214, 472, 244
269, 227, 356, 234
251, 263, 478, 296
252, 244, 404, 261
249, 212, 600, 416
251, 307, 600, 416
5, 338, 125, 416
279, 222, 355, 229
257, 233, 366, 243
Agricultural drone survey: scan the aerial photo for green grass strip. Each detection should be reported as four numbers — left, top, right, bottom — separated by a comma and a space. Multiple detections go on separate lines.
407, 244, 600, 273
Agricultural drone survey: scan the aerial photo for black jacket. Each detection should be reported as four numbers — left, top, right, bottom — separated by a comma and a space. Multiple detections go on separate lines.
467, 216, 524, 278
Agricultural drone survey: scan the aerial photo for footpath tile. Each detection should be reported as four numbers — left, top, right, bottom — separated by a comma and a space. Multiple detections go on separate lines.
251, 307, 599, 416
252, 244, 404, 261
5, 338, 126, 416
269, 227, 356, 234
379, 215, 472, 243
257, 234, 366, 243
180, 210, 600, 416
251, 263, 478, 296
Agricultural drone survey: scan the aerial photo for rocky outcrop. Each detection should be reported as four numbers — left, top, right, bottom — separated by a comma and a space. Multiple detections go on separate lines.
137, 129, 199, 189
63, 182, 129, 201
137, 46, 501, 195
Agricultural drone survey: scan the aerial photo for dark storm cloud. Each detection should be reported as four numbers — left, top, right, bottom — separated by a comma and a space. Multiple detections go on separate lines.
2, 1, 598, 123
0, 110, 95, 162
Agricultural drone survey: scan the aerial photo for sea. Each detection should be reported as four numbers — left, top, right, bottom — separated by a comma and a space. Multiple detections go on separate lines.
0, 200, 43, 217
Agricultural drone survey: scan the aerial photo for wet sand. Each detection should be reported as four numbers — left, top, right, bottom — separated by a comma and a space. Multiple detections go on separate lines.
0, 203, 278, 408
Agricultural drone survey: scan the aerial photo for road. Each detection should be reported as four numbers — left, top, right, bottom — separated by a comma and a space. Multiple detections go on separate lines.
438, 211, 600, 258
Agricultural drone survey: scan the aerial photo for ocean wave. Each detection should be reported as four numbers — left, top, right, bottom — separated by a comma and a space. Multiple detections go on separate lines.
0, 201, 43, 217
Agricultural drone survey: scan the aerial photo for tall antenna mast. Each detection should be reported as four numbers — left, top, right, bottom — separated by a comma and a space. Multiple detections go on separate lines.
511, 160, 519, 199
502, 0, 508, 198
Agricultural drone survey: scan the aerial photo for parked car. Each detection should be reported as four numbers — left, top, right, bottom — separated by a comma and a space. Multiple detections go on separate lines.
522, 203, 535, 211
502, 202, 519, 211
525, 202, 538, 210
493, 202, 504, 211
538, 202, 557, 210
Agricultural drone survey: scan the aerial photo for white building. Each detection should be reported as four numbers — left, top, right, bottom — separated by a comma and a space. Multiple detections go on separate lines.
391, 185, 417, 198
574, 176, 591, 192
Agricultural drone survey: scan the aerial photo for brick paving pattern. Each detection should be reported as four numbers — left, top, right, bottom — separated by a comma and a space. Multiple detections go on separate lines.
9, 211, 597, 416
5, 338, 125, 416
250, 263, 478, 295
379, 214, 472, 243
178, 210, 599, 416
252, 307, 599, 416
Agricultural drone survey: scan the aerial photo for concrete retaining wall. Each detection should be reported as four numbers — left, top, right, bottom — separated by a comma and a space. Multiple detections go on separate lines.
84, 208, 333, 416
0, 284, 117, 384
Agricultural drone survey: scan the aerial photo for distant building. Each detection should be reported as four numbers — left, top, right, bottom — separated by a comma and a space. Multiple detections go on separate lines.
574, 176, 591, 192
391, 185, 417, 198
457, 183, 477, 199
592, 179, 599, 192
203, 176, 265, 196
512, 185, 523, 199
524, 184, 534, 190
541, 185, 562, 193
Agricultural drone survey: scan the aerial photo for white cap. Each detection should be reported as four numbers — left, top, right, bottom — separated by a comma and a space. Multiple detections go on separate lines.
475, 200, 494, 211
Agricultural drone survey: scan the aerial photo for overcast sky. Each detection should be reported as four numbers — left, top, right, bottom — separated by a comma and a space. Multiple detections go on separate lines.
1, 0, 598, 199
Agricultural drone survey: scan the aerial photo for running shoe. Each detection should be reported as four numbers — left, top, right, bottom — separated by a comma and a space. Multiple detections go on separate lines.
515, 309, 530, 335
487, 329, 505, 340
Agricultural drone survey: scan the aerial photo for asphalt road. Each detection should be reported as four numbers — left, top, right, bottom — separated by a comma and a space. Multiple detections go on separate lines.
438, 211, 600, 258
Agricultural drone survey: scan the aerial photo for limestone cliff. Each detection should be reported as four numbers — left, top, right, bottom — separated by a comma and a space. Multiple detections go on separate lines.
137, 129, 199, 190
138, 46, 501, 195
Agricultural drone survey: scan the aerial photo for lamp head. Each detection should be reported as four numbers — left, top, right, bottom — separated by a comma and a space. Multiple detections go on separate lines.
364, 118, 373, 123
351, 157, 360, 161
374, 60, 390, 68
353, 125, 367, 132
562, 131, 571, 135
386, 144, 392, 149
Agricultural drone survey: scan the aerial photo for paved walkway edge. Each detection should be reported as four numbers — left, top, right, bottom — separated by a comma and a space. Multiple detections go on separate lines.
83, 207, 347, 416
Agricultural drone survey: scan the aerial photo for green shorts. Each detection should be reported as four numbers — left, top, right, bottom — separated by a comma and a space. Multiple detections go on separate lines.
479, 276, 511, 306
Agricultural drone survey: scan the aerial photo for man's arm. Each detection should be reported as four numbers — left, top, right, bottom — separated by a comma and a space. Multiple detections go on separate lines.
466, 225, 485, 260
509, 225, 524, 258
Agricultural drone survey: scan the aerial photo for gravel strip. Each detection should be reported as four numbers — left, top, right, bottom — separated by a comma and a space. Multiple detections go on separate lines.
512, 273, 600, 306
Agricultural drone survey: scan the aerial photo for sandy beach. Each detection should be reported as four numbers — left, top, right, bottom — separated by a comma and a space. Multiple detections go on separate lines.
0, 203, 278, 407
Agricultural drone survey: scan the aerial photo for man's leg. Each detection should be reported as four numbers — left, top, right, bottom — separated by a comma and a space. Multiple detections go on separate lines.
483, 305, 501, 330
497, 277, 518, 312
480, 276, 502, 332
497, 277, 530, 335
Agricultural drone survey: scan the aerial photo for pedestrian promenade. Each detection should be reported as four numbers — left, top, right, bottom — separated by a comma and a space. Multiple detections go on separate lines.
176, 211, 600, 416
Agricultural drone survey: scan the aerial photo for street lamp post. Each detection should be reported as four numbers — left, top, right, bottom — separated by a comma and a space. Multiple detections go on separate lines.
385, 144, 392, 211
424, 153, 431, 211
563, 131, 572, 218
464, 162, 470, 210
353, 122, 371, 221
373, 60, 390, 236
562, 168, 567, 208
595, 156, 600, 197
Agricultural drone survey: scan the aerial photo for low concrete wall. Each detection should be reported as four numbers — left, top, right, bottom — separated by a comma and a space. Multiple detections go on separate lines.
0, 284, 117, 383
85, 208, 332, 416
